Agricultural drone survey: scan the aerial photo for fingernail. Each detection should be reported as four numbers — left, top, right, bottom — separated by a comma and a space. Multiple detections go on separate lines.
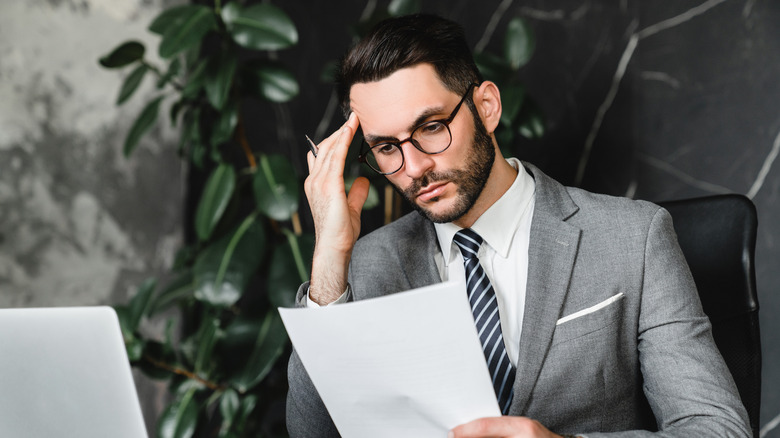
447, 431, 454, 438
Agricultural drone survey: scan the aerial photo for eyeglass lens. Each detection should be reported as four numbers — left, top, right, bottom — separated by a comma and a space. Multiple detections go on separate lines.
365, 121, 451, 174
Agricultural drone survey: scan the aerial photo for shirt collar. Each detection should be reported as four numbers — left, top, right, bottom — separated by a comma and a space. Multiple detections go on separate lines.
435, 157, 535, 264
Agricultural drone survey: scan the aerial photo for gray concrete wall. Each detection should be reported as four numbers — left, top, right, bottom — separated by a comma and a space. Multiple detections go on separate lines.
0, 0, 183, 432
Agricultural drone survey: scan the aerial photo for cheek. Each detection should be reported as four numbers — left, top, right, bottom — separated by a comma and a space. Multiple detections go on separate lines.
386, 173, 411, 189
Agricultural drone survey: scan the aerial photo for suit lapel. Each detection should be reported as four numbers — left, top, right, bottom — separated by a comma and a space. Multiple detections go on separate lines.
403, 213, 441, 289
510, 164, 582, 414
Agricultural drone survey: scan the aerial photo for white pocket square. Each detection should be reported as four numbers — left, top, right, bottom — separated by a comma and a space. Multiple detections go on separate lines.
556, 292, 625, 326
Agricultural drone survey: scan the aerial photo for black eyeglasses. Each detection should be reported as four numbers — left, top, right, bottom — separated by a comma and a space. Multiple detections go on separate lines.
358, 82, 478, 175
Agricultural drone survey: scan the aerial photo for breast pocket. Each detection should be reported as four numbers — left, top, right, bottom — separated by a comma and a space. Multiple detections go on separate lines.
552, 292, 625, 345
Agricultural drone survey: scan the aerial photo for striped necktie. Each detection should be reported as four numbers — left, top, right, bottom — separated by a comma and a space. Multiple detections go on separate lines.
453, 228, 515, 415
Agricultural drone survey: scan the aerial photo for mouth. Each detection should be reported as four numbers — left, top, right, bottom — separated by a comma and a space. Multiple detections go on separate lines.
416, 182, 449, 203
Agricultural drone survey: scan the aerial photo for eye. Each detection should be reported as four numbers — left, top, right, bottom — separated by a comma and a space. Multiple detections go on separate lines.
373, 143, 398, 155
419, 122, 445, 135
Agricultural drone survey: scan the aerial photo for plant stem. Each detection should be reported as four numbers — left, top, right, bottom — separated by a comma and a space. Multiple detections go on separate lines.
283, 228, 308, 283
291, 212, 302, 236
143, 353, 223, 391
215, 212, 258, 286
235, 112, 257, 170
142, 59, 184, 91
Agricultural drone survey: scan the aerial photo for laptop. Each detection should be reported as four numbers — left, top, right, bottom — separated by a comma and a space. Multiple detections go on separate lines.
0, 306, 149, 438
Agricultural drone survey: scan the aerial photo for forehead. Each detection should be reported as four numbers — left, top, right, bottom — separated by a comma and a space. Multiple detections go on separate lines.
349, 64, 452, 136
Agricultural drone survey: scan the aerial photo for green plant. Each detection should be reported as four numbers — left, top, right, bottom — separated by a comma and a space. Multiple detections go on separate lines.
99, 2, 308, 437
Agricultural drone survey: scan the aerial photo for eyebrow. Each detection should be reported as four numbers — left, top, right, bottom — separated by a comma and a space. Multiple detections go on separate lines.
363, 106, 446, 145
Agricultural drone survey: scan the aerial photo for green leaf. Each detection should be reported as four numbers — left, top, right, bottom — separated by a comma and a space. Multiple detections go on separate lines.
151, 271, 196, 315
499, 83, 525, 127
195, 163, 236, 241
191, 140, 207, 169
124, 96, 164, 157
169, 98, 185, 127
204, 52, 237, 110
194, 313, 220, 374
268, 231, 314, 309
226, 310, 288, 392
193, 214, 265, 307
117, 64, 149, 105
345, 177, 380, 210
222, 3, 298, 51
504, 17, 535, 70
245, 61, 299, 103
388, 0, 421, 16
149, 5, 197, 35
125, 335, 145, 362
172, 245, 197, 271
218, 389, 240, 437
253, 154, 300, 221
182, 59, 209, 99
234, 395, 257, 433
158, 5, 216, 59
99, 41, 145, 68
179, 107, 201, 157
209, 101, 238, 147
157, 58, 181, 89
157, 387, 199, 438
128, 277, 157, 332
114, 305, 132, 339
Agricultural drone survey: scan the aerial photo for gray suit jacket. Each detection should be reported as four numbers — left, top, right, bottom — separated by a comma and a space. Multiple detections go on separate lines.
286, 163, 750, 437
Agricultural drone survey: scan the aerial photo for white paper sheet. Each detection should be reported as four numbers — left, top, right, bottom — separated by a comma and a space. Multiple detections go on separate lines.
279, 281, 501, 438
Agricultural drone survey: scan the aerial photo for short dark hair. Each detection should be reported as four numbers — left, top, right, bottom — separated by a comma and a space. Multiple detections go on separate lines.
335, 14, 483, 117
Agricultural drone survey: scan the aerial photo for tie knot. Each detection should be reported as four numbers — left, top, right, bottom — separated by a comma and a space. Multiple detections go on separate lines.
453, 228, 483, 260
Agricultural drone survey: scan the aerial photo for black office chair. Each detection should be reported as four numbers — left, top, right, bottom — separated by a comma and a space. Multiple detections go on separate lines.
658, 194, 761, 437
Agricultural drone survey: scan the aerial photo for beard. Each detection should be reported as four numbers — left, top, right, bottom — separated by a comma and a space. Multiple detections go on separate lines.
393, 112, 496, 223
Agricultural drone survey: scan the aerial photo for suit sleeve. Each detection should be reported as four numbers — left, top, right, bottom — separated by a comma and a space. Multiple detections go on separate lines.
586, 208, 750, 437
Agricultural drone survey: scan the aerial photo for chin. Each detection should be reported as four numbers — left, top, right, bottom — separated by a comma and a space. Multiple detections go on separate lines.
414, 196, 471, 224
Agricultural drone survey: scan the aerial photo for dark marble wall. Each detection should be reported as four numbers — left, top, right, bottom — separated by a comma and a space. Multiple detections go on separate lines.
280, 0, 779, 435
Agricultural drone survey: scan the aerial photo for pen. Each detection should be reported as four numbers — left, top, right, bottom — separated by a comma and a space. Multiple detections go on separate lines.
305, 135, 319, 157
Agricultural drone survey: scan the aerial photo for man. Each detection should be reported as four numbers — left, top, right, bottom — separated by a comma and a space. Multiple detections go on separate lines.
287, 14, 750, 438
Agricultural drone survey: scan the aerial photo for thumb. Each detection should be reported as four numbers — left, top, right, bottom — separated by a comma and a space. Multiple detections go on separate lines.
346, 176, 371, 213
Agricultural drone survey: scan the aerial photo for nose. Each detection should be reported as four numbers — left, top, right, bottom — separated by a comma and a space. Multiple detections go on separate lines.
399, 141, 435, 179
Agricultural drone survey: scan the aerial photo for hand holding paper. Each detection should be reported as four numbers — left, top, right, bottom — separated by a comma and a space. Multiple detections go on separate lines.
280, 281, 501, 437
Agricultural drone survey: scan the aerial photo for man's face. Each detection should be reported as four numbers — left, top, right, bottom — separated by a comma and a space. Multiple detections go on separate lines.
350, 64, 496, 223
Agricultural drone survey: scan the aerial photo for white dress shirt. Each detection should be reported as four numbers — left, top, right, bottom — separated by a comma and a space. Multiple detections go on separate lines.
433, 158, 535, 367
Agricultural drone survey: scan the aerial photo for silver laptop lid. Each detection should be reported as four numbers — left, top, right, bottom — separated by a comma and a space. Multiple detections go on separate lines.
0, 306, 149, 438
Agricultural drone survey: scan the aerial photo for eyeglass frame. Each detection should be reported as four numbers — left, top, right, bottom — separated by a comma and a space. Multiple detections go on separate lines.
357, 82, 480, 175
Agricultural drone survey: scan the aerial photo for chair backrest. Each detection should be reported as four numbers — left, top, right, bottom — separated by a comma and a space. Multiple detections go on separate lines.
658, 194, 761, 437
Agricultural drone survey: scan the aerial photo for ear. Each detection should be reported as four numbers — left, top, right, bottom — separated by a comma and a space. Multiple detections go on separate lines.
473, 81, 502, 134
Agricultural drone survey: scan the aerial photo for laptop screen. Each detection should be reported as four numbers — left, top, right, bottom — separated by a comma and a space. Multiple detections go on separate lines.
0, 306, 149, 438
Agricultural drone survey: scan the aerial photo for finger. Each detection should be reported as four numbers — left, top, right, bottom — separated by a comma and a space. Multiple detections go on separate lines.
326, 112, 359, 175
346, 176, 370, 214
306, 150, 316, 173
316, 112, 357, 156
449, 416, 526, 438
